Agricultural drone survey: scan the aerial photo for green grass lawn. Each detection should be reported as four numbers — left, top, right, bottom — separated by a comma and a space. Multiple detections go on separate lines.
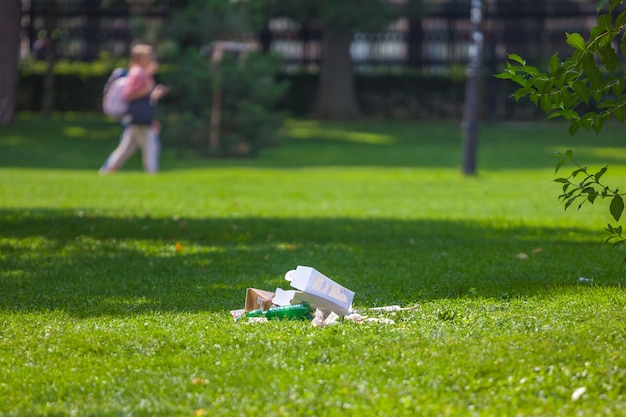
1, 114, 626, 416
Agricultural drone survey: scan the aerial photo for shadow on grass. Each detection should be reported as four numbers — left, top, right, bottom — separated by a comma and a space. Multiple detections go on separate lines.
1, 208, 623, 317
2, 116, 626, 171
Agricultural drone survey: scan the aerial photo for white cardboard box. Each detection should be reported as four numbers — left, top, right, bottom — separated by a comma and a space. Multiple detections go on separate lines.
274, 266, 354, 316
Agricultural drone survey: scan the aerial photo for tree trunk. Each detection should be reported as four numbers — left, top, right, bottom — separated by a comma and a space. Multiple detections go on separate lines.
315, 25, 360, 120
461, 0, 484, 176
0, 0, 21, 125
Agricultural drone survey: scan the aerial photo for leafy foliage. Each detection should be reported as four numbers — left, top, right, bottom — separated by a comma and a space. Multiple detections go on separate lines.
495, 0, 626, 135
496, 0, 626, 253
160, 0, 287, 157
20, 51, 128, 77
554, 150, 626, 252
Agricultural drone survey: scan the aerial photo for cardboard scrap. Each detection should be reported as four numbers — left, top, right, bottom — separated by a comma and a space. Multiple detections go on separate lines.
233, 266, 355, 321
230, 288, 276, 319
245, 288, 275, 312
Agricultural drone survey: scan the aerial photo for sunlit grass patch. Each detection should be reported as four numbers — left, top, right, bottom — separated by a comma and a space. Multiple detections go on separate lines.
2, 115, 626, 415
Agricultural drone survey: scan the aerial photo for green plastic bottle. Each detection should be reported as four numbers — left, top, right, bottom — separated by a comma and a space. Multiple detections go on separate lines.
238, 303, 311, 321
264, 303, 312, 320
244, 309, 264, 318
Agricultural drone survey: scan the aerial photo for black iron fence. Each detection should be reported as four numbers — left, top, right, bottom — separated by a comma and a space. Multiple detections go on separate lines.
21, 0, 616, 71
22, 0, 169, 60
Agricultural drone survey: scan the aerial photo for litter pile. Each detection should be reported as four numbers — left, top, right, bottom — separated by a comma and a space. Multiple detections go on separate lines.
230, 265, 415, 327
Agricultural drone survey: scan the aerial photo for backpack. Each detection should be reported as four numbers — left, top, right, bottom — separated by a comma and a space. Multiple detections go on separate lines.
102, 68, 129, 118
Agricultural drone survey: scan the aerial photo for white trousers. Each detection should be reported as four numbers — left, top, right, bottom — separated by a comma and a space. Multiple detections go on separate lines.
102, 125, 159, 173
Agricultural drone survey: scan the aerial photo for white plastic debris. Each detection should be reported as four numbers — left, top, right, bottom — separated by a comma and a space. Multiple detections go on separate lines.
311, 309, 340, 327
324, 312, 340, 326
571, 387, 586, 401
230, 309, 247, 321
344, 313, 364, 323
367, 305, 418, 312
245, 317, 268, 324
365, 317, 396, 325
368, 305, 403, 312
311, 309, 325, 327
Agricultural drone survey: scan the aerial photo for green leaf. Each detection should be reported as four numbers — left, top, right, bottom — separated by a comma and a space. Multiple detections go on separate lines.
513, 87, 529, 101
595, 166, 608, 182
581, 53, 605, 90
609, 0, 622, 13
566, 32, 586, 50
507, 54, 526, 65
572, 81, 590, 105
614, 105, 626, 122
611, 239, 625, 249
554, 155, 567, 173
563, 183, 571, 193
521, 65, 540, 76
561, 89, 574, 109
597, 13, 613, 31
547, 109, 564, 119
563, 109, 579, 120
511, 74, 528, 86
592, 116, 604, 133
597, 0, 610, 11
592, 90, 604, 102
610, 194, 624, 221
559, 189, 576, 201
526, 75, 545, 91
598, 98, 617, 109
580, 112, 598, 130
598, 99, 618, 109
548, 53, 560, 75
540, 94, 554, 114
616, 9, 626, 27
590, 24, 605, 40
611, 80, 625, 99
599, 44, 618, 71
572, 167, 588, 177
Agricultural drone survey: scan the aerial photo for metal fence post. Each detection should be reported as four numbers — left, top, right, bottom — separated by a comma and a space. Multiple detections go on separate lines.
461, 0, 483, 176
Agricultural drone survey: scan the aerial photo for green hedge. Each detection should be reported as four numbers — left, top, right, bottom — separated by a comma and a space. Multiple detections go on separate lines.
272, 72, 534, 120
18, 74, 108, 112
269, 73, 468, 118
16, 65, 537, 120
